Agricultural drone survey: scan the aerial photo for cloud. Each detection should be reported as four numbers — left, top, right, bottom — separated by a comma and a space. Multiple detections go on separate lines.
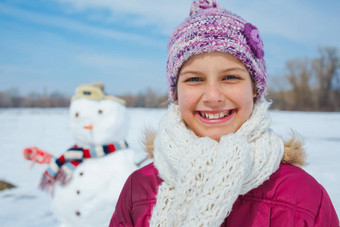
0, 2, 163, 47
233, 1, 340, 47
74, 53, 163, 72
3, 0, 338, 48
57, 0, 192, 34
56, 0, 340, 48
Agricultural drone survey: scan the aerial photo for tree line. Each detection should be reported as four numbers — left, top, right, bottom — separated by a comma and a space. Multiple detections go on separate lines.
0, 91, 70, 108
0, 88, 168, 108
1, 47, 339, 111
267, 47, 340, 111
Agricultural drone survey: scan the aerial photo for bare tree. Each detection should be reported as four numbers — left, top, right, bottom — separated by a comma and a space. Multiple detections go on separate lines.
313, 47, 340, 110
285, 59, 314, 110
264, 47, 340, 111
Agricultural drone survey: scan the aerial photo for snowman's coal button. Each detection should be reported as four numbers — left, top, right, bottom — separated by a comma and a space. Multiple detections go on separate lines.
76, 190, 80, 195
79, 171, 84, 176
75, 211, 81, 216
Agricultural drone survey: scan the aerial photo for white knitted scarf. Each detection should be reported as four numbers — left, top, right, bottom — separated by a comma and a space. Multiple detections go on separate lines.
150, 99, 284, 227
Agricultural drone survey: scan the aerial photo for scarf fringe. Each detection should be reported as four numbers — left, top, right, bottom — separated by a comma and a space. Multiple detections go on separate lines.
39, 173, 55, 195
39, 169, 73, 195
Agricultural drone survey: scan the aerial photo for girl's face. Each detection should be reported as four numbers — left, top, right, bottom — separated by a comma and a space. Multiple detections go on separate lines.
176, 51, 256, 141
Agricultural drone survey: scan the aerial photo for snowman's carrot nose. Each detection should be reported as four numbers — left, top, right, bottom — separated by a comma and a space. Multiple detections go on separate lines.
84, 125, 93, 130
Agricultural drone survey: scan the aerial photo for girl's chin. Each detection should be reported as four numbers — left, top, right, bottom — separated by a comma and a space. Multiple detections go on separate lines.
197, 129, 234, 141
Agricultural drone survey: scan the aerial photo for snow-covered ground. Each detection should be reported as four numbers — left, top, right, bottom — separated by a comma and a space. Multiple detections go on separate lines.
0, 107, 339, 226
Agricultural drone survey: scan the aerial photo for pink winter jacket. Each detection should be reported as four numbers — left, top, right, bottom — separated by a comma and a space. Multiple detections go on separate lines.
109, 163, 339, 227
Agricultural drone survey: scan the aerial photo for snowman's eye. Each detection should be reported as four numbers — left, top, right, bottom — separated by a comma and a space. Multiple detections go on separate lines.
75, 112, 79, 118
98, 109, 103, 114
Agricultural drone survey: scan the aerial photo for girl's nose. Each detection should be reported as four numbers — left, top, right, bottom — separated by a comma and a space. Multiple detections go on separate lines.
203, 82, 224, 104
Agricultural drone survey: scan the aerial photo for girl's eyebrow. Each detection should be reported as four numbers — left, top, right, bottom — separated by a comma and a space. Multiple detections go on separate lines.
179, 70, 203, 76
221, 67, 248, 73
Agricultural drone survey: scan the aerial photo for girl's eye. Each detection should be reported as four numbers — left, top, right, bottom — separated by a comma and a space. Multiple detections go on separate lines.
98, 109, 103, 114
75, 112, 79, 118
186, 77, 202, 82
224, 75, 238, 80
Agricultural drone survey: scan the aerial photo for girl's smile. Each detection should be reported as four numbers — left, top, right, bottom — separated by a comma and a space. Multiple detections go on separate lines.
195, 109, 236, 123
176, 51, 256, 141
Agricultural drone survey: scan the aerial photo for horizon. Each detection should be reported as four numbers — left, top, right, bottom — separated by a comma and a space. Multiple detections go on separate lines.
1, 0, 339, 97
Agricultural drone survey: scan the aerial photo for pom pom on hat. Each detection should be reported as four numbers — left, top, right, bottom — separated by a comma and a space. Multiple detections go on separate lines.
190, 0, 219, 16
166, 0, 267, 101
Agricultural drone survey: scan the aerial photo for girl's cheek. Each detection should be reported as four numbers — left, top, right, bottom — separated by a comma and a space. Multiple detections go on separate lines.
177, 90, 192, 105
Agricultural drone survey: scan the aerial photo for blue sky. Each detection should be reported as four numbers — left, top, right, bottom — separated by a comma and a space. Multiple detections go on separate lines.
0, 0, 339, 97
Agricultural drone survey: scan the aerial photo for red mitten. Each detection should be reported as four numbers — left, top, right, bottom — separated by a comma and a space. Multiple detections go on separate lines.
23, 147, 52, 165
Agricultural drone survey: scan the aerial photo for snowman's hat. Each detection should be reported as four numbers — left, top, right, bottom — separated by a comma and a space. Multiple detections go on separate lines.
71, 82, 126, 105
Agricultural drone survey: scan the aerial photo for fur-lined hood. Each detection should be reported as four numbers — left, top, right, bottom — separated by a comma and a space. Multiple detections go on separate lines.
141, 130, 307, 167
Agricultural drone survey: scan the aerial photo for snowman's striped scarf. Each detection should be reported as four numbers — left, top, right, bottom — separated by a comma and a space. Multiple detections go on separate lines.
40, 141, 128, 194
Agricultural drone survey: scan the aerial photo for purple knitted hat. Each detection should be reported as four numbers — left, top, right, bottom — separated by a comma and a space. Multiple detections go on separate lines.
166, 0, 267, 101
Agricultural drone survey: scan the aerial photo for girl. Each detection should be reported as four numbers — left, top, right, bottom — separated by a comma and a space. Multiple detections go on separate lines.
109, 0, 339, 226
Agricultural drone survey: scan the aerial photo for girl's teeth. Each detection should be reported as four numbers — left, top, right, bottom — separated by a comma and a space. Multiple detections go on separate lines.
201, 111, 232, 119
207, 113, 215, 119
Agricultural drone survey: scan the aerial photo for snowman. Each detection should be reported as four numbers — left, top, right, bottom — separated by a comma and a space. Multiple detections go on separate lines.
24, 82, 137, 227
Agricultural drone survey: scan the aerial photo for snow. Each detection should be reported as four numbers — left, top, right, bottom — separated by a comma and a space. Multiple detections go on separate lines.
0, 107, 339, 226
